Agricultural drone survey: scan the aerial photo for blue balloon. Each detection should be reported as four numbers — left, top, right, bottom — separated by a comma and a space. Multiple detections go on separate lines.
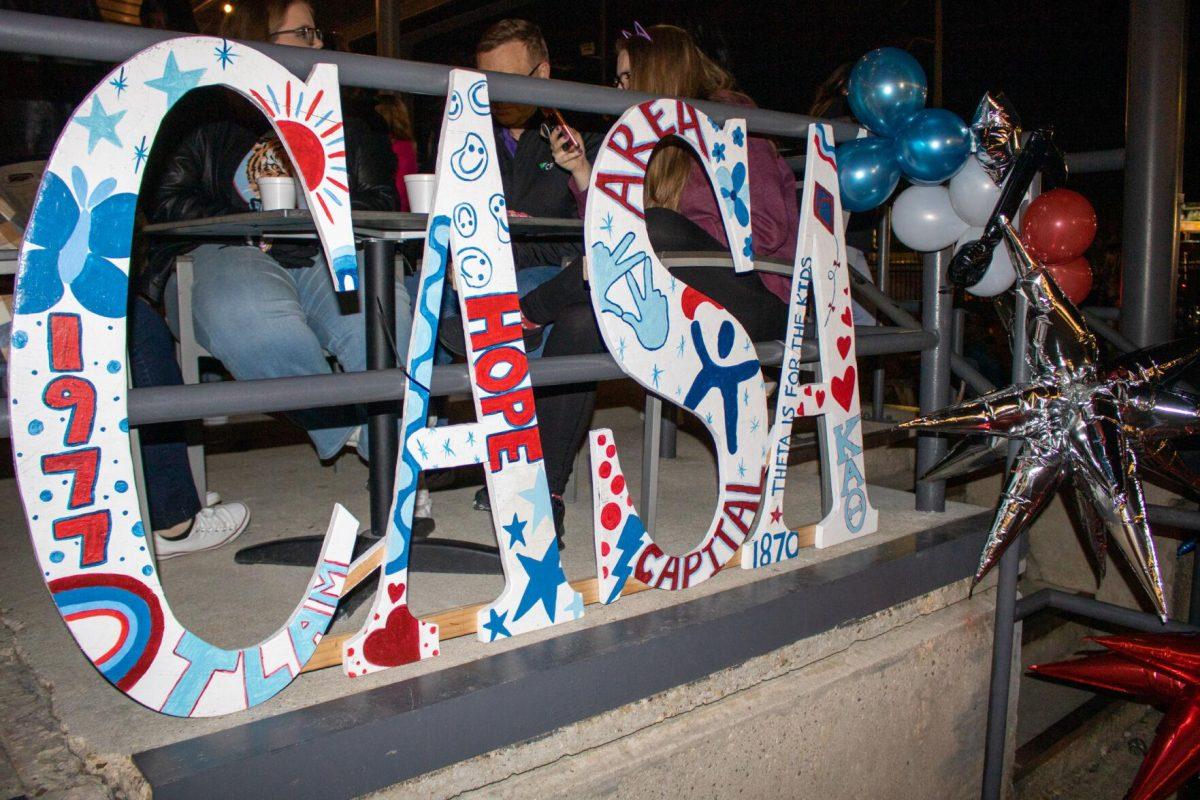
847, 48, 928, 137
836, 137, 901, 212
895, 108, 971, 185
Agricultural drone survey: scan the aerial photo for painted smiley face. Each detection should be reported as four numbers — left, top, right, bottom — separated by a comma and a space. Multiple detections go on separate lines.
488, 193, 510, 243
457, 247, 493, 289
450, 133, 489, 181
453, 203, 477, 238
447, 90, 463, 120
467, 79, 489, 115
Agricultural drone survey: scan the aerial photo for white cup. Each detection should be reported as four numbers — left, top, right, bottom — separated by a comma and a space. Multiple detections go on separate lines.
259, 176, 297, 211
404, 173, 436, 214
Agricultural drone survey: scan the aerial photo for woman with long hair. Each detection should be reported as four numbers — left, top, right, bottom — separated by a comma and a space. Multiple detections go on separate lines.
518, 24, 797, 545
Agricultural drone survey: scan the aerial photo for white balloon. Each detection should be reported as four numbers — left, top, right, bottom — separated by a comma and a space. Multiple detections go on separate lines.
957, 226, 1017, 297
948, 157, 1002, 227
891, 185, 968, 252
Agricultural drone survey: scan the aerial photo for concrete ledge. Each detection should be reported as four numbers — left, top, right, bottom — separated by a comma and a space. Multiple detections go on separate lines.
134, 511, 990, 800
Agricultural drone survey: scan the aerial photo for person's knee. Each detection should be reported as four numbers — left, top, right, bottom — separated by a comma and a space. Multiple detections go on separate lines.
544, 304, 603, 355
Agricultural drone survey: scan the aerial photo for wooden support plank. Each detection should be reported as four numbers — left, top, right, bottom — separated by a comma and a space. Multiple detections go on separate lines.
302, 535, 821, 674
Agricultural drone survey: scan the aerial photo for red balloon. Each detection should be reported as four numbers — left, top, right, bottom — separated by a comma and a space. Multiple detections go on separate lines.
1045, 257, 1092, 304
1020, 188, 1097, 264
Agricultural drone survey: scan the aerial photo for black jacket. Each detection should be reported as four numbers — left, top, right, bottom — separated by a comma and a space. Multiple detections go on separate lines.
490, 124, 600, 269
139, 88, 396, 302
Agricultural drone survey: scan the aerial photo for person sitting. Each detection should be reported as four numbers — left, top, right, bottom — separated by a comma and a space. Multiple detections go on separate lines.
141, 0, 410, 466
515, 24, 797, 546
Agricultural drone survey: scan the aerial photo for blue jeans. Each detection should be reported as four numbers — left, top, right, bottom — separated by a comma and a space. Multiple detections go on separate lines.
165, 244, 413, 460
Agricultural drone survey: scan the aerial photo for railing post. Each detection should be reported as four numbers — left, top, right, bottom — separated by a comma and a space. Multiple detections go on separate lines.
872, 207, 892, 421
1120, 0, 1187, 348
915, 246, 953, 512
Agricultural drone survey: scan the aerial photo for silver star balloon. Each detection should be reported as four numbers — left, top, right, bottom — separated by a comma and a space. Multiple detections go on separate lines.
902, 223, 1200, 620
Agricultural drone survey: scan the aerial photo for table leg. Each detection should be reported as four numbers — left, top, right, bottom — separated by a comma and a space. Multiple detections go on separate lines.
365, 238, 398, 539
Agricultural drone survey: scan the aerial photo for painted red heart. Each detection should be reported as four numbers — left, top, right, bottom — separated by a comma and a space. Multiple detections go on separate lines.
836, 336, 851, 359
803, 386, 812, 396
387, 582, 406, 604
843, 287, 850, 295
831, 365, 857, 412
362, 605, 422, 668
815, 389, 826, 408
840, 307, 852, 327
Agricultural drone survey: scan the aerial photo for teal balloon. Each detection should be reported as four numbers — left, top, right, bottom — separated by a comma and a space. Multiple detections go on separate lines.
847, 48, 928, 137
895, 108, 971, 184
836, 137, 901, 212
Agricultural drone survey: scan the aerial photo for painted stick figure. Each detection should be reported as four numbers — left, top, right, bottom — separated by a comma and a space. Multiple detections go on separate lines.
683, 319, 759, 453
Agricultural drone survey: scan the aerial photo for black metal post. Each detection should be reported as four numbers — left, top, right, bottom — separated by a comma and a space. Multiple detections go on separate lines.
1120, 0, 1187, 348
872, 207, 892, 421
980, 291, 1030, 800
915, 247, 954, 512
365, 239, 398, 538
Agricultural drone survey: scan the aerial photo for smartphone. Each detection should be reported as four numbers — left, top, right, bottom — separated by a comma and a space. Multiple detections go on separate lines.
542, 107, 580, 152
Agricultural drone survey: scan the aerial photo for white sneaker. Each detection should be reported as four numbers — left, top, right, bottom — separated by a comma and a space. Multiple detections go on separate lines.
155, 502, 251, 560
415, 488, 433, 519
344, 425, 363, 451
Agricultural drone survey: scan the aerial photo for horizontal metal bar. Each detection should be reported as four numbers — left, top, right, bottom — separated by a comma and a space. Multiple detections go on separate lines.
1015, 588, 1199, 633
0, 327, 935, 435
1082, 306, 1121, 321
848, 271, 996, 395
1147, 503, 1200, 531
1065, 148, 1125, 174
0, 10, 860, 142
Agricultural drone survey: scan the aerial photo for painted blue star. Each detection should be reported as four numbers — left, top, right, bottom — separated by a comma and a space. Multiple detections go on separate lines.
617, 338, 626, 359
750, 417, 761, 433
145, 52, 206, 109
676, 335, 687, 356
565, 591, 585, 619
416, 440, 429, 460
518, 470, 554, 535
738, 458, 747, 478
705, 412, 714, 426
466, 430, 476, 447
600, 212, 614, 237
676, 384, 684, 398
743, 387, 750, 406
669, 275, 677, 294
214, 39, 236, 69
651, 363, 663, 389
513, 541, 565, 623
132, 135, 148, 173
503, 513, 528, 548
482, 608, 511, 641
441, 439, 455, 457
108, 67, 127, 97
73, 96, 125, 154
743, 339, 752, 352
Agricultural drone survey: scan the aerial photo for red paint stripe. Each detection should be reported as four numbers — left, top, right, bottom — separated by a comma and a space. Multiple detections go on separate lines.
320, 121, 343, 138
316, 193, 334, 224
64, 608, 129, 665
249, 90, 275, 117
285, 81, 292, 116
327, 150, 346, 159
327, 177, 348, 192
305, 89, 324, 121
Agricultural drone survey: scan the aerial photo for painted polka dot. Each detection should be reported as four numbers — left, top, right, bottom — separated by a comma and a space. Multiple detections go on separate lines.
106, 360, 121, 374
597, 434, 607, 445
600, 542, 611, 556
347, 648, 355, 657
27, 419, 43, 435
611, 475, 626, 495
49, 551, 64, 563
142, 565, 153, 576
132, 521, 144, 537
605, 444, 616, 458
601, 502, 621, 530
598, 461, 612, 479
602, 566, 609, 578
430, 625, 437, 634
119, 419, 129, 432
11, 330, 27, 349
114, 480, 129, 493
626, 496, 634, 507
38, 490, 52, 502
432, 649, 439, 656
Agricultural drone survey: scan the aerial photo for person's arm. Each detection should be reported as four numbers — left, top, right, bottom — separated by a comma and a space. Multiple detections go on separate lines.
744, 136, 797, 258
148, 122, 240, 223
552, 126, 597, 218
345, 116, 399, 212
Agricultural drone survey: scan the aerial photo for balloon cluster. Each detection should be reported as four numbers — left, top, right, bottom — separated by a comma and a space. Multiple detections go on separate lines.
1020, 188, 1097, 304
836, 47, 971, 213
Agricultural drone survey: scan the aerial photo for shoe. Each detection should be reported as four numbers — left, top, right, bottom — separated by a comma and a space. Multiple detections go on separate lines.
413, 487, 436, 538
473, 486, 491, 512
155, 502, 251, 560
551, 495, 566, 550
438, 314, 543, 358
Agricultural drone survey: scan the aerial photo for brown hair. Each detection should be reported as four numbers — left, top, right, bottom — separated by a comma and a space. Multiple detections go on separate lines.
476, 18, 549, 65
376, 93, 414, 142
616, 25, 738, 210
219, 0, 307, 42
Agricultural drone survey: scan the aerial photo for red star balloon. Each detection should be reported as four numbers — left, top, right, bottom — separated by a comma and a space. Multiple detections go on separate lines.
1030, 633, 1200, 800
